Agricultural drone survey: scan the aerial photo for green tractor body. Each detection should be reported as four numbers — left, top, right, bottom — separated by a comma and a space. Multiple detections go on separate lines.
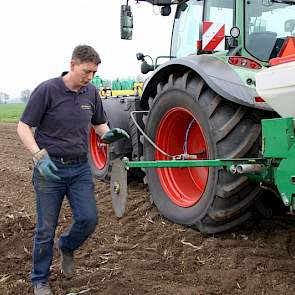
89, 0, 295, 233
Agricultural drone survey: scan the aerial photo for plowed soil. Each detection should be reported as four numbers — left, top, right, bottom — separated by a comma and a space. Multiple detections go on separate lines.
1, 122, 295, 295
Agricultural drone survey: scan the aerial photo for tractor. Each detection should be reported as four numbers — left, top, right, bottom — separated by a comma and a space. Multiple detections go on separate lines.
88, 0, 295, 233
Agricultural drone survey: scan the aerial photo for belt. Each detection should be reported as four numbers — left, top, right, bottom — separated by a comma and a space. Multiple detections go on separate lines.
50, 154, 88, 164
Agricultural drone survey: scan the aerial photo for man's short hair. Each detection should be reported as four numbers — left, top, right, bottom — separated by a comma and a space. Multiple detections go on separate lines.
72, 45, 101, 65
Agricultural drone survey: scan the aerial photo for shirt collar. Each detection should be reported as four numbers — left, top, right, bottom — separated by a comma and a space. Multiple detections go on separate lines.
59, 72, 88, 94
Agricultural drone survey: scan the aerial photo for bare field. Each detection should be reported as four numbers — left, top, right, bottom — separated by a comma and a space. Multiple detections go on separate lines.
1, 122, 295, 295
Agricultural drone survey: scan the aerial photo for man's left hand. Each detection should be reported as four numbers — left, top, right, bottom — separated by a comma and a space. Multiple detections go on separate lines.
100, 128, 130, 144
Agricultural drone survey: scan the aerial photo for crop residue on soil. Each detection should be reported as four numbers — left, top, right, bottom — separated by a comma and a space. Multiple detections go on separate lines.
1, 123, 295, 294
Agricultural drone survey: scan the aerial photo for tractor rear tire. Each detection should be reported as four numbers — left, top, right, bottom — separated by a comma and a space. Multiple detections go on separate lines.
144, 72, 264, 233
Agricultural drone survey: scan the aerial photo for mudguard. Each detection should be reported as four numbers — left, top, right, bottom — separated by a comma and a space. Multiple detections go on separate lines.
101, 97, 133, 157
140, 54, 273, 111
101, 96, 144, 158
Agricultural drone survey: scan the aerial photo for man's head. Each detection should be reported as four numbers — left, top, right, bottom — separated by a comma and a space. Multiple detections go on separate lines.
70, 45, 101, 88
72, 45, 101, 65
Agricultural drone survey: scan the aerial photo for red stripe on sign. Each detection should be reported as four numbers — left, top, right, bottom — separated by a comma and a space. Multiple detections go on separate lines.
202, 21, 213, 35
203, 24, 225, 51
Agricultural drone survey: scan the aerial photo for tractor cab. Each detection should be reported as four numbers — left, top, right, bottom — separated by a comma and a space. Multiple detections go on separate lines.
171, 0, 234, 57
121, 0, 295, 66
171, 0, 295, 63
245, 0, 295, 63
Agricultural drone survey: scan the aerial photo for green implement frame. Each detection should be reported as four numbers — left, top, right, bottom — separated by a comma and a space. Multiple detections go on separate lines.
123, 118, 295, 210
124, 158, 269, 169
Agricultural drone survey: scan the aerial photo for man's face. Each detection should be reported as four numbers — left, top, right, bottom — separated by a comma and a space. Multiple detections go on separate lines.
70, 60, 98, 87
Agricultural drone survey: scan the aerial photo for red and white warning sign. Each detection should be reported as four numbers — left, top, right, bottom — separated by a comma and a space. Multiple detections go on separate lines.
202, 21, 225, 51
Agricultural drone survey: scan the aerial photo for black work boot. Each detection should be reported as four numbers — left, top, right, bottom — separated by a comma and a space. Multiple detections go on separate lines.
59, 248, 75, 278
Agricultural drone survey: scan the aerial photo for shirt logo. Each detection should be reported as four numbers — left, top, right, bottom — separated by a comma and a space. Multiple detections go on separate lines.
81, 104, 91, 110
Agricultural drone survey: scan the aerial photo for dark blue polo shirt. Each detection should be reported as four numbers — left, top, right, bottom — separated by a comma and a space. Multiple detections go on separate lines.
20, 76, 106, 156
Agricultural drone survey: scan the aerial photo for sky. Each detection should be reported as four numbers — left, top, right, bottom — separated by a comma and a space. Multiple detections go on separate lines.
0, 0, 174, 98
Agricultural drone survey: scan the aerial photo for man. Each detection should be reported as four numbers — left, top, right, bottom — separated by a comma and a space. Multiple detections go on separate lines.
17, 45, 129, 295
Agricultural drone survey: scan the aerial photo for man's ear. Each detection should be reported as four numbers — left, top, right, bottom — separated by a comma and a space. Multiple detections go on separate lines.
70, 60, 75, 71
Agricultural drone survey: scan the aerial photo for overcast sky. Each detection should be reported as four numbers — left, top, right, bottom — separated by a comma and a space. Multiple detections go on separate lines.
0, 0, 174, 98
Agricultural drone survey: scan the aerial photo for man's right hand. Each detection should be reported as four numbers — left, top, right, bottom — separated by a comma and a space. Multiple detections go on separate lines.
33, 149, 61, 181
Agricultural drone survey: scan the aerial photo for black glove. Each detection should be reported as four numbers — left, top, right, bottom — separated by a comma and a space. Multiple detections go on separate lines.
100, 128, 130, 144
33, 149, 61, 181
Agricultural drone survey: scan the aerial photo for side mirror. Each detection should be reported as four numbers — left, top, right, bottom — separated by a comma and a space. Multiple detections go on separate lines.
120, 5, 133, 40
285, 19, 295, 34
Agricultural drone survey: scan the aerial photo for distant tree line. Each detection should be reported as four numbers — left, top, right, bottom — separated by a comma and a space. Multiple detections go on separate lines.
20, 89, 31, 103
0, 92, 10, 104
0, 89, 32, 104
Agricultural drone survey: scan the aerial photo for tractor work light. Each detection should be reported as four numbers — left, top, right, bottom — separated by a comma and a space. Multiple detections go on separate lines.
230, 26, 240, 38
228, 57, 262, 69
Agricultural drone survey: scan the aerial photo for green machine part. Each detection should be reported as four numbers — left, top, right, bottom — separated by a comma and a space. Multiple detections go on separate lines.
262, 117, 295, 208
123, 117, 295, 210
91, 76, 104, 88
112, 79, 135, 90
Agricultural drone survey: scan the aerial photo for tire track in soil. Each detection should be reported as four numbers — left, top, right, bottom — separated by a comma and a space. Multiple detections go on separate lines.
0, 123, 295, 294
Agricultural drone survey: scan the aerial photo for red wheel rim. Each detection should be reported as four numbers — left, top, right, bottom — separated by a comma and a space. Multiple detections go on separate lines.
155, 107, 209, 207
89, 128, 108, 169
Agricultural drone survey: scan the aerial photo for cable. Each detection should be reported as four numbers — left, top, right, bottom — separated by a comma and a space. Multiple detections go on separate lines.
183, 119, 194, 154
130, 111, 176, 158
260, 183, 281, 199
130, 110, 200, 160
144, 54, 154, 64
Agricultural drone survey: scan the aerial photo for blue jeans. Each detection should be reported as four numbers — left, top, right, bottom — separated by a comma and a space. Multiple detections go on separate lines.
30, 161, 98, 285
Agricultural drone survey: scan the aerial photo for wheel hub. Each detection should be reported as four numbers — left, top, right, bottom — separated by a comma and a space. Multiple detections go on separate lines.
155, 107, 209, 207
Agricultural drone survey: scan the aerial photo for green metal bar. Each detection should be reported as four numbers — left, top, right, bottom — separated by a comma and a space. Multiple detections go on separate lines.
125, 159, 225, 168
122, 117, 295, 211
123, 158, 268, 169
